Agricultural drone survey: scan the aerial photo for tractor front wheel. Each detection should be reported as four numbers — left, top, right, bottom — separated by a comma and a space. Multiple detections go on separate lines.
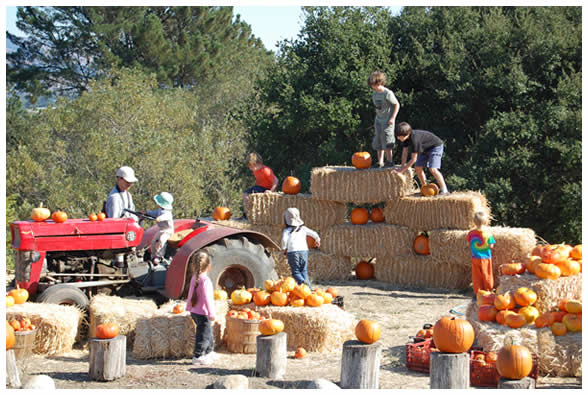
36, 284, 90, 310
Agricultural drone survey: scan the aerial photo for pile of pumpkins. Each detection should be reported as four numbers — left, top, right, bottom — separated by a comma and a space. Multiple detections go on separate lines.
502, 243, 582, 279
477, 288, 582, 335
30, 202, 69, 223
227, 277, 338, 308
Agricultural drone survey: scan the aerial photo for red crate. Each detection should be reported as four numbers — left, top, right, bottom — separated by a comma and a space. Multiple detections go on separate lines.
470, 350, 538, 387
405, 338, 435, 373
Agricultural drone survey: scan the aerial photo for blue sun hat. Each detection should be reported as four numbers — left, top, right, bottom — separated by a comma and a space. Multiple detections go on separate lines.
154, 192, 173, 210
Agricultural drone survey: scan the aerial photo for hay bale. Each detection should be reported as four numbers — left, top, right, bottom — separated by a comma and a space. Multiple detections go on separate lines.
373, 255, 472, 289
234, 303, 355, 352
429, 226, 536, 277
214, 219, 284, 246
466, 302, 581, 377
270, 249, 353, 281
88, 294, 157, 346
323, 223, 417, 257
310, 166, 416, 203
383, 191, 490, 230
7, 302, 83, 355
133, 300, 228, 359
246, 192, 347, 229
496, 273, 582, 314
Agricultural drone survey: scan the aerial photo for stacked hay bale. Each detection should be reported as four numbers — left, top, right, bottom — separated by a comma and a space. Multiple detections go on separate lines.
7, 302, 83, 355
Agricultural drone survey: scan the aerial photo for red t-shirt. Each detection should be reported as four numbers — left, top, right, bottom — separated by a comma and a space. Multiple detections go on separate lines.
254, 165, 276, 189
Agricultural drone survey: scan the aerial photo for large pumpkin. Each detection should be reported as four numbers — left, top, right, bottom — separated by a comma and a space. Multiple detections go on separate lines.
355, 319, 381, 344
370, 207, 385, 223
6, 321, 15, 350
231, 288, 252, 305
420, 183, 439, 197
496, 342, 533, 380
96, 323, 120, 339
355, 259, 375, 280
282, 176, 301, 195
259, 319, 284, 336
352, 152, 372, 169
432, 316, 474, 353
350, 207, 369, 225
51, 210, 68, 223
413, 234, 430, 255
212, 206, 231, 221
31, 203, 51, 222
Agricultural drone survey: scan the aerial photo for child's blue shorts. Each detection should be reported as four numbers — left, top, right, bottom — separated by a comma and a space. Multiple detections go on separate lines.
245, 185, 269, 194
415, 144, 444, 169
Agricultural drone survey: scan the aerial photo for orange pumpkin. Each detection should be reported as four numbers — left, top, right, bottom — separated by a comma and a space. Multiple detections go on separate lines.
31, 202, 51, 222
259, 319, 284, 336
212, 206, 231, 221
6, 321, 15, 350
476, 290, 495, 307
279, 277, 297, 293
513, 287, 537, 307
478, 304, 498, 322
556, 259, 580, 276
6, 295, 15, 307
172, 304, 185, 314
253, 290, 271, 306
306, 235, 318, 249
96, 323, 120, 339
355, 259, 375, 279
534, 263, 561, 280
500, 263, 525, 276
282, 176, 301, 195
305, 293, 324, 307
270, 291, 288, 307
531, 244, 545, 257
8, 286, 29, 305
496, 310, 516, 325
551, 322, 567, 336
541, 245, 568, 265
413, 234, 430, 255
89, 213, 98, 221
486, 351, 498, 363
420, 183, 439, 197
524, 255, 542, 274
290, 297, 305, 307
432, 316, 474, 353
294, 347, 307, 359
562, 313, 582, 332
355, 319, 381, 344
570, 244, 582, 260
518, 306, 539, 324
51, 210, 68, 223
552, 310, 567, 323
496, 343, 533, 379
97, 212, 106, 221
352, 152, 372, 169
504, 313, 526, 328
534, 312, 554, 328
494, 293, 515, 311
564, 300, 582, 314
370, 207, 385, 223
291, 283, 311, 300
321, 291, 333, 304
326, 287, 338, 298
350, 207, 369, 225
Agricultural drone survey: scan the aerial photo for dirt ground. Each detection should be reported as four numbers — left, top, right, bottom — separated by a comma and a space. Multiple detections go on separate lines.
9, 279, 582, 389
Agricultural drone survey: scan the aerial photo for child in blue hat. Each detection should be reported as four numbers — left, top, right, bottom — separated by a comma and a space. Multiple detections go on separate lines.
146, 192, 174, 265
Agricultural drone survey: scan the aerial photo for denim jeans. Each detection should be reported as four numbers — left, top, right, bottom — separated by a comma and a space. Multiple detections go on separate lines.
191, 313, 214, 358
287, 250, 311, 288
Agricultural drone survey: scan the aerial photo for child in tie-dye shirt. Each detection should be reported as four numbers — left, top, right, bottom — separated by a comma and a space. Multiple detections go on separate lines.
467, 211, 496, 294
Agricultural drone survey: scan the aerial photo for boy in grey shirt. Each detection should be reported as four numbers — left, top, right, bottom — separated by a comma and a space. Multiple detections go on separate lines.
368, 71, 400, 168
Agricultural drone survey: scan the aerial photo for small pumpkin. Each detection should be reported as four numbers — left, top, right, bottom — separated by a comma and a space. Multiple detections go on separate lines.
556, 259, 580, 276
355, 258, 375, 280
172, 304, 185, 314
496, 342, 533, 379
253, 290, 271, 306
420, 183, 439, 197
534, 263, 561, 280
413, 233, 430, 255
551, 322, 567, 336
279, 277, 297, 293
326, 287, 338, 298
524, 255, 542, 274
534, 312, 554, 328
432, 316, 474, 353
270, 291, 288, 307
305, 293, 324, 307
31, 203, 51, 222
564, 299, 582, 314
8, 286, 29, 305
494, 292, 515, 311
89, 213, 98, 222
476, 290, 495, 307
355, 319, 381, 344
496, 310, 516, 326
294, 347, 307, 359
259, 319, 284, 336
321, 291, 333, 304
562, 313, 582, 332
478, 304, 498, 322
500, 263, 525, 276
552, 310, 567, 323
370, 207, 385, 223
292, 283, 311, 300
350, 207, 369, 225
231, 288, 252, 305
6, 321, 15, 350
96, 322, 120, 339
290, 297, 305, 307
213, 289, 228, 300
282, 176, 301, 195
513, 287, 537, 307
541, 244, 568, 265
518, 306, 539, 324
212, 206, 231, 221
570, 244, 582, 260
51, 210, 68, 223
486, 351, 498, 363
6, 295, 15, 307
352, 152, 372, 169
97, 212, 106, 221
306, 235, 318, 249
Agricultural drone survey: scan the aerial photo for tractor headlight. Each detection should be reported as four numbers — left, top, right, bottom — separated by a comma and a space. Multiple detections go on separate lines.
126, 231, 137, 241
30, 250, 41, 263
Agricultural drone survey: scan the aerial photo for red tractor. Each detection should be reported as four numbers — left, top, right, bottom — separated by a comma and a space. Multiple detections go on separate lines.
9, 210, 279, 309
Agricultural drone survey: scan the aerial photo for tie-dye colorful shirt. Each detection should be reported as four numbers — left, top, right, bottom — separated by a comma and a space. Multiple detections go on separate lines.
467, 229, 496, 259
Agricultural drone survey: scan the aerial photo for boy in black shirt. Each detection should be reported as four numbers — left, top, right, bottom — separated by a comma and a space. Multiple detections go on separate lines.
393, 122, 450, 195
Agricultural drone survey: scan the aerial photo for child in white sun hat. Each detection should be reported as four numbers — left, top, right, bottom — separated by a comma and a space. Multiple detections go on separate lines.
281, 207, 320, 288
146, 192, 174, 265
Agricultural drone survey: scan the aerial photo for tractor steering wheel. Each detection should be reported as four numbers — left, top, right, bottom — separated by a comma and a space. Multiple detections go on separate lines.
123, 208, 156, 226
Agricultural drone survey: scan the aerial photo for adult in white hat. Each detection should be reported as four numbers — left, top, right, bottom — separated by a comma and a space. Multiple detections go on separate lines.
146, 192, 175, 265
105, 166, 138, 220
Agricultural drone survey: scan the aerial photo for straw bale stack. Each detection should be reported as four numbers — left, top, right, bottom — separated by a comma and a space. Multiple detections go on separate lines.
373, 255, 471, 289
310, 166, 416, 203
214, 218, 284, 246
7, 302, 83, 355
246, 192, 347, 229
428, 226, 536, 274
382, 191, 489, 230
234, 302, 355, 352
133, 300, 228, 359
270, 249, 352, 281
466, 302, 581, 377
88, 294, 158, 346
323, 223, 417, 257
496, 273, 582, 314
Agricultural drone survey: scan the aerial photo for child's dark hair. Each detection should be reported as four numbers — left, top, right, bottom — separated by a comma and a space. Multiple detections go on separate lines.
368, 71, 386, 87
188, 251, 212, 307
395, 122, 413, 137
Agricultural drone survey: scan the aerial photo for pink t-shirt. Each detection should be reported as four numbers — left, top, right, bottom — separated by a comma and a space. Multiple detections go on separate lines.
186, 272, 215, 320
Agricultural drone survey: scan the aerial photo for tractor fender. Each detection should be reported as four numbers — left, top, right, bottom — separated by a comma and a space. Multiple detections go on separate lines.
164, 220, 280, 299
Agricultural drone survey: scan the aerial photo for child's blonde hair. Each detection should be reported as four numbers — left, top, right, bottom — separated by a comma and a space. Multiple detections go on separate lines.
188, 251, 212, 307
473, 211, 490, 229
368, 71, 387, 87
247, 152, 263, 166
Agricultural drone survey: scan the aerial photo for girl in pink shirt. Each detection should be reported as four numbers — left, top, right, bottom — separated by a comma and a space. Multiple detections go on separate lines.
186, 251, 218, 365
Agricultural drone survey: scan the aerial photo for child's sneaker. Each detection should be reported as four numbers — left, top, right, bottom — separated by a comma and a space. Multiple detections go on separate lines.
206, 351, 220, 362
193, 354, 211, 365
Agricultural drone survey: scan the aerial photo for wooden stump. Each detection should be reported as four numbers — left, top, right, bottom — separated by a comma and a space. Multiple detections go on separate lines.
255, 332, 287, 379
498, 377, 536, 389
89, 335, 126, 381
6, 349, 21, 389
430, 352, 469, 389
340, 340, 382, 389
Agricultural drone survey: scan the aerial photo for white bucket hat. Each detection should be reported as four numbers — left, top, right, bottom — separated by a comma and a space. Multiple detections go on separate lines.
154, 192, 174, 210
116, 166, 138, 183
284, 207, 304, 227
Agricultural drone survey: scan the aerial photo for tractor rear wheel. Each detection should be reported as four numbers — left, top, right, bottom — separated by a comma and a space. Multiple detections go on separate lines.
36, 284, 90, 310
189, 236, 278, 297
